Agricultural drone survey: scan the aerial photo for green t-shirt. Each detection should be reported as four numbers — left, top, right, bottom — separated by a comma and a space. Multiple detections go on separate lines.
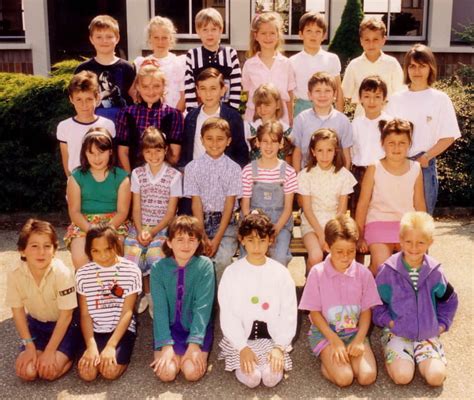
72, 167, 128, 214
402, 258, 420, 291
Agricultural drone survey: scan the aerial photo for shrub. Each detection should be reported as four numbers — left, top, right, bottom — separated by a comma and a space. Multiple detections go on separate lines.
50, 59, 82, 77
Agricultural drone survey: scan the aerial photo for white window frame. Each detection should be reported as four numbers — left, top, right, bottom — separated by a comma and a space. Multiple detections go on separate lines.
150, 0, 230, 40
250, 0, 331, 40
0, 0, 25, 39
363, 0, 428, 41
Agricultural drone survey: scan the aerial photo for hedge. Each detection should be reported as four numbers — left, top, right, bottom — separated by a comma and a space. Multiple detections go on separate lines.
0, 63, 472, 212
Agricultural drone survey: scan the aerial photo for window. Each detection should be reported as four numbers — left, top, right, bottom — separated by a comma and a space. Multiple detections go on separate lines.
152, 0, 229, 39
451, 0, 474, 44
363, 0, 428, 41
0, 0, 24, 40
251, 0, 330, 39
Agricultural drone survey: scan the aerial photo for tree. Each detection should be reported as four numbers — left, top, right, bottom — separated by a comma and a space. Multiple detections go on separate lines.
328, 0, 364, 69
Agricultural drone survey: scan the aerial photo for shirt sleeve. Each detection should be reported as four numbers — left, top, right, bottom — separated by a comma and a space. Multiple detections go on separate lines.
331, 53, 342, 75
283, 164, 298, 194
341, 61, 356, 100
184, 49, 198, 111
228, 47, 242, 110
437, 93, 461, 140
433, 267, 458, 331
104, 118, 116, 138
169, 170, 183, 197
372, 264, 395, 328
124, 264, 142, 297
340, 168, 357, 195
360, 267, 382, 311
187, 258, 216, 345
241, 60, 251, 92
56, 120, 67, 142
391, 59, 404, 95
183, 163, 199, 197
224, 164, 242, 198
287, 60, 297, 92
296, 170, 311, 195
151, 263, 174, 349
292, 114, 304, 149
130, 169, 140, 193
298, 266, 323, 311
5, 269, 23, 308
54, 261, 78, 310
218, 267, 249, 351
339, 116, 353, 148
272, 268, 297, 348
241, 164, 253, 198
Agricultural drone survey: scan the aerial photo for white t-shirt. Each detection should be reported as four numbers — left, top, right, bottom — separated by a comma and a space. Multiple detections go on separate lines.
134, 53, 186, 109
351, 112, 390, 166
193, 107, 220, 159
131, 163, 182, 196
289, 49, 341, 100
56, 116, 116, 173
386, 88, 461, 157
342, 52, 404, 117
218, 257, 297, 351
76, 258, 142, 333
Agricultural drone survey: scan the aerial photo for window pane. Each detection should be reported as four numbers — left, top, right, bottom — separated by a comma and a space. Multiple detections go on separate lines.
0, 0, 24, 38
451, 0, 474, 43
154, 0, 190, 34
389, 0, 424, 36
291, 0, 327, 35
192, 0, 226, 34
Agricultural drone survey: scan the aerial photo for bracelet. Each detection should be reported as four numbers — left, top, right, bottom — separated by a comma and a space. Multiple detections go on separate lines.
20, 337, 35, 346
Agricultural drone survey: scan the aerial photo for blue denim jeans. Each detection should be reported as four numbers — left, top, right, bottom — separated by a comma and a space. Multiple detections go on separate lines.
213, 222, 238, 273
410, 152, 438, 215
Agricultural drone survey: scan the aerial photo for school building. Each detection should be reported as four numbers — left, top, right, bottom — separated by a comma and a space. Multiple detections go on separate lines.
0, 0, 472, 76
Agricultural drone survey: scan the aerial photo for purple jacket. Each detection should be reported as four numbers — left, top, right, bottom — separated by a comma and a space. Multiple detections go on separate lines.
373, 252, 458, 341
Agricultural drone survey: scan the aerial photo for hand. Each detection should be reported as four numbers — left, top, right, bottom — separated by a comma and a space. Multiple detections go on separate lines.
150, 346, 178, 375
78, 345, 100, 370
16, 345, 37, 378
357, 238, 369, 254
240, 346, 258, 374
182, 343, 206, 375
328, 338, 349, 365
316, 230, 325, 249
268, 347, 284, 373
207, 237, 221, 258
138, 230, 152, 246
416, 154, 430, 168
203, 236, 213, 257
347, 339, 365, 358
388, 320, 395, 329
36, 349, 58, 380
100, 344, 117, 375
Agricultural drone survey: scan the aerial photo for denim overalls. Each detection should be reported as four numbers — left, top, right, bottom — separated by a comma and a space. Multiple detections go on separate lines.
242, 161, 294, 266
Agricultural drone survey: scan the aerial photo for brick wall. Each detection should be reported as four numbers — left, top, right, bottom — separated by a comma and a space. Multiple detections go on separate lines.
0, 50, 33, 74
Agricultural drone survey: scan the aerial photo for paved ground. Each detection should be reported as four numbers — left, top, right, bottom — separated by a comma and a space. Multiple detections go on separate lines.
0, 217, 472, 400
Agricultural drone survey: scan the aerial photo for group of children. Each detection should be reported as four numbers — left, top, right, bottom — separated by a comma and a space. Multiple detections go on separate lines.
5, 6, 460, 390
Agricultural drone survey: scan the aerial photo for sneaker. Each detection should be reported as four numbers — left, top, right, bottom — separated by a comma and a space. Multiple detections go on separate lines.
137, 295, 149, 314
148, 297, 154, 319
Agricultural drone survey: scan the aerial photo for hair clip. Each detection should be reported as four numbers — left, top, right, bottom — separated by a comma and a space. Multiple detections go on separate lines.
141, 59, 160, 69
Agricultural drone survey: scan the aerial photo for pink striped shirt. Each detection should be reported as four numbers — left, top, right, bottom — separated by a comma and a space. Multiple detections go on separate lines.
242, 160, 298, 198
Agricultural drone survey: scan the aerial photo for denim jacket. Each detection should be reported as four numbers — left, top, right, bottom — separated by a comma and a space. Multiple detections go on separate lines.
373, 252, 458, 341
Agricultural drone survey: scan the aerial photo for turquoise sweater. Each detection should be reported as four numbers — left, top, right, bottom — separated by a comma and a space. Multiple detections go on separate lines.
151, 256, 215, 350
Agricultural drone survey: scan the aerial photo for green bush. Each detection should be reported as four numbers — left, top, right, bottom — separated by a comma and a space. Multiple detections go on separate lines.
50, 59, 82, 77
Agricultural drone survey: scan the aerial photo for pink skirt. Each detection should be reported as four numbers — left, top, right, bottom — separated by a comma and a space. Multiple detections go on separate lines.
364, 221, 400, 245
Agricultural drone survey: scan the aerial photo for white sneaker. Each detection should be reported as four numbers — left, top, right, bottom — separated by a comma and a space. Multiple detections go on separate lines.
148, 296, 154, 319
137, 295, 149, 314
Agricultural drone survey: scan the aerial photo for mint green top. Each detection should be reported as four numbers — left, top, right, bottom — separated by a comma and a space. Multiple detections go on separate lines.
72, 167, 128, 214
402, 258, 420, 291
150, 256, 215, 349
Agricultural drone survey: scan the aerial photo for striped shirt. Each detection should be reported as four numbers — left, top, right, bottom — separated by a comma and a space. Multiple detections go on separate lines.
242, 160, 298, 198
76, 258, 142, 333
402, 258, 420, 291
184, 153, 242, 213
185, 45, 242, 111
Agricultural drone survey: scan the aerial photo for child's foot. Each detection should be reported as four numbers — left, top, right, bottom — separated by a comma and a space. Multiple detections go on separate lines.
137, 295, 149, 314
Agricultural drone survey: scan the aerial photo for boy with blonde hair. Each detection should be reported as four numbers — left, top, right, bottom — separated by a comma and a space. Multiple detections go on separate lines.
342, 18, 403, 117
290, 12, 343, 117
184, 8, 242, 111
75, 15, 135, 122
373, 211, 458, 386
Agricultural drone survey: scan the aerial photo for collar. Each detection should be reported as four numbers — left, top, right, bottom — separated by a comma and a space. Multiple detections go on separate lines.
362, 51, 386, 64
323, 255, 357, 278
202, 45, 222, 56
314, 164, 335, 173
145, 162, 166, 177
312, 106, 335, 120
203, 152, 226, 162
18, 259, 55, 283
303, 48, 323, 57
139, 100, 162, 109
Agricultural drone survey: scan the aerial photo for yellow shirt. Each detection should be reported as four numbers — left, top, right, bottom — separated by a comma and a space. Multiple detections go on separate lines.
5, 258, 77, 322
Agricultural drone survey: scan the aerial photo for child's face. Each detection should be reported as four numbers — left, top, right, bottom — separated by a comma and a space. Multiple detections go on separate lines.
201, 128, 231, 159
382, 132, 411, 161
143, 147, 166, 170
311, 139, 336, 170
256, 97, 279, 121
399, 228, 433, 267
360, 29, 386, 59
90, 236, 118, 267
69, 90, 99, 119
197, 22, 222, 50
407, 60, 431, 87
149, 25, 172, 55
137, 75, 165, 106
240, 231, 271, 264
196, 77, 226, 108
89, 28, 119, 56
167, 232, 200, 266
360, 88, 385, 118
255, 22, 279, 52
256, 132, 281, 160
86, 143, 111, 171
308, 83, 335, 111
21, 233, 55, 271
329, 239, 357, 272
299, 23, 325, 52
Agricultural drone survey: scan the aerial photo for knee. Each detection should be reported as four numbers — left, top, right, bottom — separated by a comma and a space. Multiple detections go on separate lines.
357, 370, 377, 386
424, 369, 446, 387
333, 370, 354, 388
17, 363, 37, 381
261, 366, 283, 388
101, 365, 124, 381
181, 363, 204, 382
391, 368, 414, 385
156, 364, 178, 382
78, 366, 98, 382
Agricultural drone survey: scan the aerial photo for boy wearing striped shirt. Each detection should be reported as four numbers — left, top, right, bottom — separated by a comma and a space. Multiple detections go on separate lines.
184, 7, 242, 111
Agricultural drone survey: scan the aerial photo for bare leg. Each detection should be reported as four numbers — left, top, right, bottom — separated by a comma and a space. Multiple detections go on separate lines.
386, 359, 415, 385
38, 351, 72, 381
369, 243, 395, 276
303, 233, 324, 273
350, 343, 377, 386
154, 352, 180, 382
70, 237, 89, 270
418, 358, 446, 387
15, 351, 38, 381
181, 352, 209, 382
99, 362, 128, 380
319, 346, 354, 387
